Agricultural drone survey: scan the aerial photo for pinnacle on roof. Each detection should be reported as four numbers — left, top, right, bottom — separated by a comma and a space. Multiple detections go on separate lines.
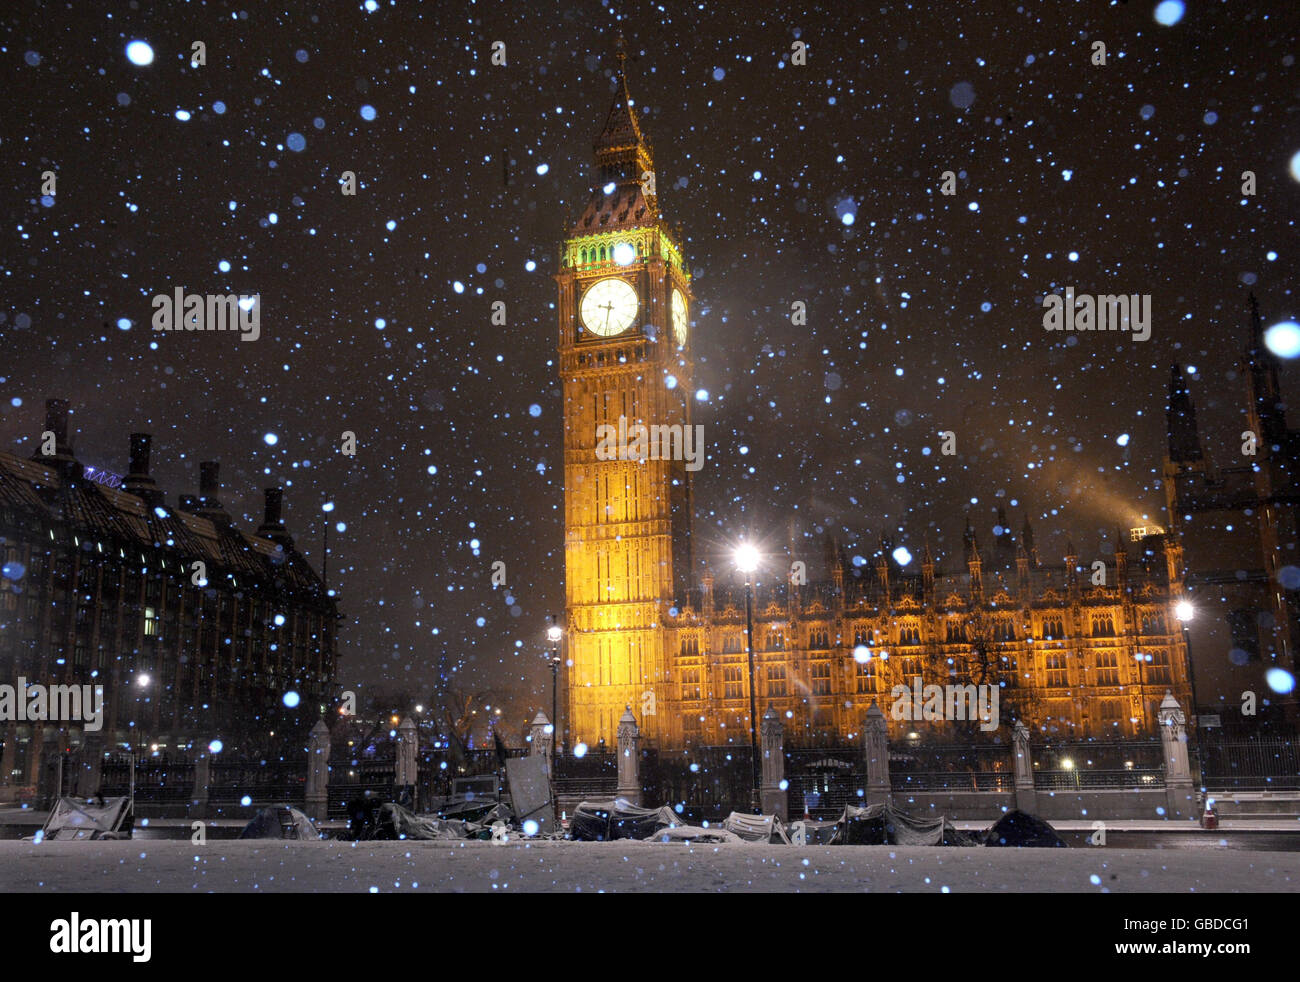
593, 37, 646, 160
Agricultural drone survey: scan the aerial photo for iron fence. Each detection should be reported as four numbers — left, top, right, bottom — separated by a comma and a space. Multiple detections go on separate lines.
1198, 734, 1300, 791
1033, 768, 1164, 791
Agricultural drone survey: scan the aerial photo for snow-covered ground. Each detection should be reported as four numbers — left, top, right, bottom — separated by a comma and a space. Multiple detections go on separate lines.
2, 839, 1297, 893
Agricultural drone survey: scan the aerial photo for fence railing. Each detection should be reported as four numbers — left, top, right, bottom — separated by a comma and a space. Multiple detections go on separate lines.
892, 771, 1017, 793
1033, 768, 1164, 790
1198, 735, 1300, 791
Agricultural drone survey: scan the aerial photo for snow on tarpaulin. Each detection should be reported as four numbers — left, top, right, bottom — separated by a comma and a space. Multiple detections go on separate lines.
570, 798, 680, 841
723, 811, 791, 844
653, 825, 744, 843
836, 803, 977, 846
39, 796, 133, 840
982, 810, 1067, 847
790, 818, 840, 844
238, 805, 321, 840
350, 801, 472, 841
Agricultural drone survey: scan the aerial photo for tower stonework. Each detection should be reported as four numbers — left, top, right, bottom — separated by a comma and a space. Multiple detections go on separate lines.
557, 54, 695, 749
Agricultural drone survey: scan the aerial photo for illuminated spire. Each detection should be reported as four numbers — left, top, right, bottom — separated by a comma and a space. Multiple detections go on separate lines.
593, 35, 652, 186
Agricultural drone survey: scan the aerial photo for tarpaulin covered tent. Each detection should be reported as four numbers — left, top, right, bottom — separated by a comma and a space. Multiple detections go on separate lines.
39, 796, 133, 841
836, 803, 977, 846
982, 810, 1067, 847
789, 819, 841, 844
238, 806, 321, 840
570, 798, 680, 841
723, 811, 791, 844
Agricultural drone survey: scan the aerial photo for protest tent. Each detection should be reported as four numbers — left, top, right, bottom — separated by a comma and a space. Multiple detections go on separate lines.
39, 796, 133, 841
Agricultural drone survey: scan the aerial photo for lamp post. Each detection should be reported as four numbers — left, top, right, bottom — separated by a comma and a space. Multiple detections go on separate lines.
547, 618, 563, 765
735, 543, 761, 813
1175, 600, 1203, 784
1175, 601, 1199, 721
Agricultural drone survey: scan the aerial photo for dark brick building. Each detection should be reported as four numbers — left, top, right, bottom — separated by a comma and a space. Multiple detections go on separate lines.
0, 399, 340, 793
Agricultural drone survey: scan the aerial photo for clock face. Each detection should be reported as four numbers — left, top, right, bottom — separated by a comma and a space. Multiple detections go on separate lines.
671, 289, 688, 347
580, 277, 639, 337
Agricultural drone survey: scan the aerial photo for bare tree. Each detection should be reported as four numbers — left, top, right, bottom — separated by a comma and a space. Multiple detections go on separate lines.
435, 686, 504, 756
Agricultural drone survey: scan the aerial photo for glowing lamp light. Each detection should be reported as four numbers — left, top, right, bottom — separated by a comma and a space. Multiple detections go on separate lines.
573, 742, 588, 758
1061, 758, 1075, 771
137, 674, 151, 687
547, 625, 563, 643
735, 543, 760, 574
1175, 601, 1194, 623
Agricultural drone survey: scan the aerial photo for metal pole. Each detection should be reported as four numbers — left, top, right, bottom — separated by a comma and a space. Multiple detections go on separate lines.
551, 655, 559, 765
745, 580, 760, 813
1181, 622, 1200, 721
1181, 622, 1203, 786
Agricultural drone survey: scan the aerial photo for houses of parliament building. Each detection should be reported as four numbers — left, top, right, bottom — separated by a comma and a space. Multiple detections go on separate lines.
556, 52, 1203, 749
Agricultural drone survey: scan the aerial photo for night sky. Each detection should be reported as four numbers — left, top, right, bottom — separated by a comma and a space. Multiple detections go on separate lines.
2, 1, 1297, 728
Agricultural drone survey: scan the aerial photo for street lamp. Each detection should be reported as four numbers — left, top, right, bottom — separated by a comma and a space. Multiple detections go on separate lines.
735, 543, 761, 814
547, 617, 563, 764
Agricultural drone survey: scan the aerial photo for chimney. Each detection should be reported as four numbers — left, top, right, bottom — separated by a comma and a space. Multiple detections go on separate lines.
195, 461, 231, 524
199, 461, 220, 500
123, 433, 164, 507
44, 398, 69, 445
32, 398, 77, 468
129, 433, 151, 476
257, 487, 293, 546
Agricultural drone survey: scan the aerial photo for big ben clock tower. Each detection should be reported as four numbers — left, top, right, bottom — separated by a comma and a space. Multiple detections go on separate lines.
556, 46, 695, 749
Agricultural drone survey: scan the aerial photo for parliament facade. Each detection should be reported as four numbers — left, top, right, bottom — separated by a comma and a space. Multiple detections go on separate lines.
556, 56, 1194, 749
0, 399, 339, 790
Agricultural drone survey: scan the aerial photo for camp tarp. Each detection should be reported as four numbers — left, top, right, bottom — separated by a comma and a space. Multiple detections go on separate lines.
347, 800, 470, 840
570, 798, 680, 841
238, 806, 321, 840
376, 802, 469, 840
983, 810, 1067, 847
837, 803, 977, 846
723, 811, 791, 844
39, 796, 133, 841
